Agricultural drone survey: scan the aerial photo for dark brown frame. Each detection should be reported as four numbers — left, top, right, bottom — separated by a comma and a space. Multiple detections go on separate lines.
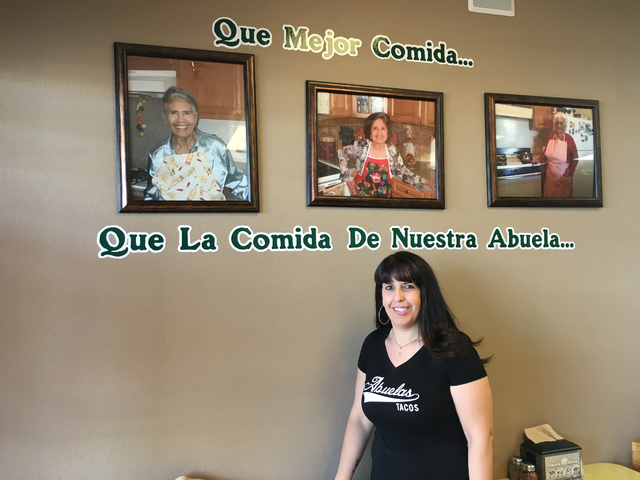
485, 93, 602, 207
115, 42, 259, 213
306, 81, 444, 209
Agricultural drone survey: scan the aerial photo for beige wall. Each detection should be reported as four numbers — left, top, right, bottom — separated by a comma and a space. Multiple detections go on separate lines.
2, 1, 639, 478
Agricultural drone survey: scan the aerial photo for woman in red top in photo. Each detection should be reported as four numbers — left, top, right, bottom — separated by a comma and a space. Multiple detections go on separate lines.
534, 114, 579, 197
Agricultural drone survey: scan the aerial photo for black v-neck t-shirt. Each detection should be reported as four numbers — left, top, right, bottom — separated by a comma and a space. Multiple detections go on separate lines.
358, 329, 487, 480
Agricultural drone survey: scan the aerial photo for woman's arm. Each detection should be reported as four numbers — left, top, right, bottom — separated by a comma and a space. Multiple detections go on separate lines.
335, 368, 374, 480
388, 144, 436, 192
564, 134, 579, 177
337, 140, 368, 195
450, 376, 494, 480
338, 140, 369, 180
337, 143, 355, 182
533, 131, 554, 165
216, 140, 249, 200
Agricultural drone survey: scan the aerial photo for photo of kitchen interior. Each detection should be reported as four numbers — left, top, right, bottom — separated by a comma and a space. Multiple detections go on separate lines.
126, 57, 249, 200
315, 92, 437, 199
494, 103, 595, 198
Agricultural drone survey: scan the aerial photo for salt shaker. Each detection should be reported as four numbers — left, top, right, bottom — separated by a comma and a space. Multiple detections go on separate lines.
519, 462, 538, 480
508, 456, 522, 480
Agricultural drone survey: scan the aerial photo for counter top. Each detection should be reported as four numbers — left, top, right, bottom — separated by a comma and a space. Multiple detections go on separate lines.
496, 463, 640, 480
317, 155, 436, 183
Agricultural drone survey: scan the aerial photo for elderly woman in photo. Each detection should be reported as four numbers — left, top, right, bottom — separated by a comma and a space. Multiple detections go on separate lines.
144, 86, 249, 201
534, 113, 579, 197
337, 112, 436, 198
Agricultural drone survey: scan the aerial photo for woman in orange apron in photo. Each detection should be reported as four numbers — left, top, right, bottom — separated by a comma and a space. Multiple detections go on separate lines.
538, 114, 579, 197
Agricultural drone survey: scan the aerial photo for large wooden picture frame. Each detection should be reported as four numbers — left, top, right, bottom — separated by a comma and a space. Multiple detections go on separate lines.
307, 81, 444, 209
115, 43, 259, 212
485, 93, 602, 207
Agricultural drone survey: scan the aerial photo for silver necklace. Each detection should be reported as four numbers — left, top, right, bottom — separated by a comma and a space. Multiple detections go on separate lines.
392, 333, 420, 356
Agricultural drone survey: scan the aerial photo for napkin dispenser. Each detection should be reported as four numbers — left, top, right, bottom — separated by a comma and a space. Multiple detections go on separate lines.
520, 437, 583, 480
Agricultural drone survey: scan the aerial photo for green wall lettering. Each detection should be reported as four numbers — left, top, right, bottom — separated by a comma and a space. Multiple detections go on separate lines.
371, 35, 391, 58
308, 34, 323, 52
283, 25, 361, 59
213, 17, 272, 49
371, 36, 473, 67
178, 226, 218, 253
406, 46, 426, 62
390, 44, 405, 60
229, 225, 332, 252
347, 226, 380, 251
486, 228, 573, 250
130, 233, 148, 251
230, 226, 253, 251
97, 225, 166, 259
390, 226, 478, 250
211, 17, 472, 68
282, 25, 310, 50
98, 225, 575, 257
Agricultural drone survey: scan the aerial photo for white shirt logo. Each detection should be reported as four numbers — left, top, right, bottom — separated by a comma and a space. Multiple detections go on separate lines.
363, 376, 420, 403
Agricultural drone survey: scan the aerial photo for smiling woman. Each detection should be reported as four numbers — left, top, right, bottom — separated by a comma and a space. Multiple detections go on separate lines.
334, 252, 493, 480
484, 92, 602, 207
381, 279, 421, 335
144, 86, 249, 201
115, 42, 260, 212
306, 81, 445, 209
164, 97, 198, 148
337, 112, 436, 198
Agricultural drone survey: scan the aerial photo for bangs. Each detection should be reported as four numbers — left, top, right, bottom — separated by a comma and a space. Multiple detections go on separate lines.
375, 258, 421, 286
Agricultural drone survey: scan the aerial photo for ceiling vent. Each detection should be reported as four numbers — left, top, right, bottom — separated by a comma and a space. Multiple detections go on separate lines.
468, 0, 515, 16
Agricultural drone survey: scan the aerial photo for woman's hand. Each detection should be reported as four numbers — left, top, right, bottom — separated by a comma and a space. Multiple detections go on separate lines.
346, 180, 358, 196
564, 160, 578, 177
415, 179, 436, 193
424, 179, 436, 192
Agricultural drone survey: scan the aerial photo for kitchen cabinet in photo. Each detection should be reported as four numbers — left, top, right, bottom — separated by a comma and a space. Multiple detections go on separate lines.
532, 105, 554, 130
323, 93, 386, 118
322, 93, 433, 126
389, 98, 435, 127
127, 56, 244, 121
177, 61, 245, 121
391, 177, 436, 199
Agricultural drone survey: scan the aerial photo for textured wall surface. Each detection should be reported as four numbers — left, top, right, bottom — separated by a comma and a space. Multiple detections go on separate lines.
1, 1, 639, 478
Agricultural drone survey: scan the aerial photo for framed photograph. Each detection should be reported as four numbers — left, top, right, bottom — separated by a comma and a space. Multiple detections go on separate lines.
115, 43, 259, 212
485, 93, 602, 207
306, 81, 444, 209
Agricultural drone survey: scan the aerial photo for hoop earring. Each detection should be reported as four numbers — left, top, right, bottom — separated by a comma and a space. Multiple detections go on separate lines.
378, 306, 390, 325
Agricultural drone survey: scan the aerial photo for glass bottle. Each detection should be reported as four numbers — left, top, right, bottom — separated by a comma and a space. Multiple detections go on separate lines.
508, 457, 522, 480
519, 462, 538, 480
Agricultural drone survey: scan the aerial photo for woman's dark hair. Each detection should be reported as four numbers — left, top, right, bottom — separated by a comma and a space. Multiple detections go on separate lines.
363, 112, 391, 140
374, 251, 490, 363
